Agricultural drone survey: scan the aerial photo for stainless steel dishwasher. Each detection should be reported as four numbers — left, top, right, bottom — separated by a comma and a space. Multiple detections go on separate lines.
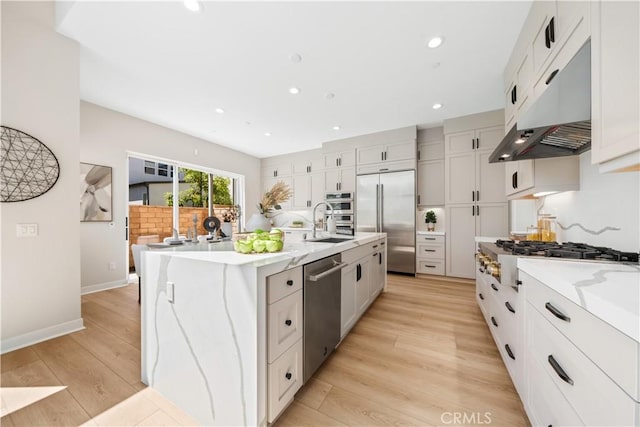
303, 254, 345, 383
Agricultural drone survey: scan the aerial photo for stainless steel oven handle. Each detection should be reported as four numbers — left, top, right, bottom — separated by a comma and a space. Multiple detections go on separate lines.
307, 261, 347, 282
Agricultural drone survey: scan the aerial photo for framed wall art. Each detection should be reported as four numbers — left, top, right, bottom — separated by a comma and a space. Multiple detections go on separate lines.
80, 162, 112, 222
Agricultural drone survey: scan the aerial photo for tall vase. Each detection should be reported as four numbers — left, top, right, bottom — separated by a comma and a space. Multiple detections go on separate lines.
221, 221, 233, 238
246, 213, 271, 232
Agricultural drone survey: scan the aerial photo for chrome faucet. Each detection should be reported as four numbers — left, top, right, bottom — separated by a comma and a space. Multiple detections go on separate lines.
312, 202, 334, 239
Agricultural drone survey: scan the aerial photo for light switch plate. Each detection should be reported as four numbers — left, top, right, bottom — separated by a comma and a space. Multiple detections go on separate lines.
16, 223, 38, 237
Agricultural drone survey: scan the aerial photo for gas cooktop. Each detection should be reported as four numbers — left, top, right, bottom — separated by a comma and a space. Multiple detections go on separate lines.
494, 240, 639, 263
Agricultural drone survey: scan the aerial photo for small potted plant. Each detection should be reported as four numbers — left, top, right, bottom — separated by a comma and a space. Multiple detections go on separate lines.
424, 210, 437, 232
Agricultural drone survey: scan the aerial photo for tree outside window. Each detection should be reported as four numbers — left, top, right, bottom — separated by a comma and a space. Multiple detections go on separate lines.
164, 169, 232, 207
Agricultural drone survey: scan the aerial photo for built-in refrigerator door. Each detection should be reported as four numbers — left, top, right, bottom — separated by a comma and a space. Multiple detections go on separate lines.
356, 174, 379, 232
380, 170, 415, 274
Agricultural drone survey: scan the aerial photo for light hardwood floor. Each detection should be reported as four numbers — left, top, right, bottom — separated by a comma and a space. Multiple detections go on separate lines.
1, 274, 528, 426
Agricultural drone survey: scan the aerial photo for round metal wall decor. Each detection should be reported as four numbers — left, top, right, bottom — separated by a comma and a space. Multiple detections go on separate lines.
1, 126, 60, 202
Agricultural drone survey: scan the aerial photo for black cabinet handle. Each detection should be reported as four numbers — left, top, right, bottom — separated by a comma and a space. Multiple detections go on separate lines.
286, 279, 294, 286
285, 319, 292, 326
381, 152, 384, 161
545, 69, 560, 85
491, 316, 498, 327
549, 17, 555, 43
424, 265, 436, 268
512, 172, 517, 189
472, 206, 475, 216
424, 237, 436, 241
479, 293, 484, 300
505, 301, 516, 314
476, 190, 479, 201
545, 302, 571, 322
491, 283, 498, 292
285, 372, 292, 380
476, 138, 479, 149
505, 344, 515, 360
516, 280, 522, 286
545, 24, 551, 48
379, 252, 382, 264
548, 355, 573, 385
472, 191, 475, 202
417, 194, 420, 204
476, 205, 479, 216
513, 85, 517, 104
472, 138, 475, 150
356, 264, 362, 281
514, 171, 518, 189
424, 249, 436, 252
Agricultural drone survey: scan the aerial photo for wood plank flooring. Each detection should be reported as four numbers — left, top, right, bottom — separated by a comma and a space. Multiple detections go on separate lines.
1, 274, 528, 426
275, 274, 529, 427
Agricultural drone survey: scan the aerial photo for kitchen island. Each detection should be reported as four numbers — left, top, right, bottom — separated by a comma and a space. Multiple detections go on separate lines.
140, 232, 386, 426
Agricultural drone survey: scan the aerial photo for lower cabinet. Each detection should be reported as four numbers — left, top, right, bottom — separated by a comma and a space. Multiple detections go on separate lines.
340, 238, 386, 339
416, 233, 445, 275
266, 268, 303, 423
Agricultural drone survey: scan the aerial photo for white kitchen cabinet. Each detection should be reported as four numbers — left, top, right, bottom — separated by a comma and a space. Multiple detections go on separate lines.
355, 256, 371, 315
416, 233, 445, 275
446, 204, 507, 279
591, 0, 640, 172
324, 149, 355, 169
506, 157, 579, 199
504, 50, 533, 132
445, 126, 505, 205
267, 339, 303, 423
325, 166, 355, 193
262, 161, 292, 179
417, 140, 444, 162
357, 140, 416, 165
292, 154, 324, 175
505, 160, 535, 196
370, 244, 385, 298
292, 171, 324, 209
340, 262, 357, 338
267, 290, 303, 363
417, 160, 444, 206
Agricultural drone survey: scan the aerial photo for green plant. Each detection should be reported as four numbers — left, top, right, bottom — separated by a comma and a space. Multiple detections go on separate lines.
424, 210, 437, 224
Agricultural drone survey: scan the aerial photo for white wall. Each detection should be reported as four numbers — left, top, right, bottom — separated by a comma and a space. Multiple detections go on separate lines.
80, 102, 261, 292
512, 152, 640, 252
1, 1, 83, 352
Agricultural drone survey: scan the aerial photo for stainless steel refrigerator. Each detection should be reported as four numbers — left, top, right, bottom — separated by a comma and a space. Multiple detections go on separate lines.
356, 170, 415, 274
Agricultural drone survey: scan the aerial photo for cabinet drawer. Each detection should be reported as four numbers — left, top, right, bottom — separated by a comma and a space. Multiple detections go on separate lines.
268, 290, 303, 363
528, 304, 636, 427
416, 234, 444, 244
524, 272, 639, 400
527, 346, 585, 427
267, 266, 302, 304
417, 243, 444, 260
267, 339, 303, 423
416, 259, 444, 275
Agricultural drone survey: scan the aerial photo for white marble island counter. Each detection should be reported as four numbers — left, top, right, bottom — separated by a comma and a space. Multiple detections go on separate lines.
140, 232, 386, 426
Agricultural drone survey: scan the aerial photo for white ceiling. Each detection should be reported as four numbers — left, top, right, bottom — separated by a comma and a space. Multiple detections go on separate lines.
57, 1, 531, 158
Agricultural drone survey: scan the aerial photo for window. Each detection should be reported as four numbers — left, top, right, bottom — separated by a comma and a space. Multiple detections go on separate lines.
144, 161, 156, 175
158, 163, 169, 177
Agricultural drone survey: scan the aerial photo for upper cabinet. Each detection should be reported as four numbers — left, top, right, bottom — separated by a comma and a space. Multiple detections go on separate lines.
504, 1, 590, 132
356, 140, 416, 174
324, 150, 356, 169
261, 162, 292, 179
590, 1, 640, 172
505, 157, 579, 199
417, 127, 445, 206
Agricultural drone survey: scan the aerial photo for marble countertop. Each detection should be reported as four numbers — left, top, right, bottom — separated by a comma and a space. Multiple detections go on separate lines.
518, 258, 640, 343
416, 231, 445, 236
145, 232, 385, 269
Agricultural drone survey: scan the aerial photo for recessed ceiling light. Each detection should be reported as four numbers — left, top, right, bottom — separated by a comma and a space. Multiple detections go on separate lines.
333, 126, 341, 131
289, 87, 301, 95
432, 103, 443, 110
515, 138, 525, 144
501, 153, 511, 158
427, 37, 444, 49
183, 0, 201, 12
264, 132, 272, 137
290, 53, 303, 63
215, 108, 225, 114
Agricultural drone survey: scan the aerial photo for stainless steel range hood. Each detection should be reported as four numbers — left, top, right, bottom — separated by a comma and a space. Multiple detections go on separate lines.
490, 40, 591, 163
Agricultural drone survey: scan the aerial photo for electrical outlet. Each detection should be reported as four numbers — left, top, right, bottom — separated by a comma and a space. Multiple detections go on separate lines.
108, 261, 116, 270
16, 223, 38, 237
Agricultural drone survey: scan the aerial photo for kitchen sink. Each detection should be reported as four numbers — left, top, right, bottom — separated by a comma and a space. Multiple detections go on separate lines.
309, 237, 353, 243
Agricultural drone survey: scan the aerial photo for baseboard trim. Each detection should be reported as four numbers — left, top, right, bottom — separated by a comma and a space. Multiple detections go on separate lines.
1, 318, 85, 354
81, 279, 128, 295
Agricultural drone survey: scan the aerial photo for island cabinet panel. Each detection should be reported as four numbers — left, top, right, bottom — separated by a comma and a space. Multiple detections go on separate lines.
267, 290, 303, 363
267, 339, 303, 422
267, 266, 302, 304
